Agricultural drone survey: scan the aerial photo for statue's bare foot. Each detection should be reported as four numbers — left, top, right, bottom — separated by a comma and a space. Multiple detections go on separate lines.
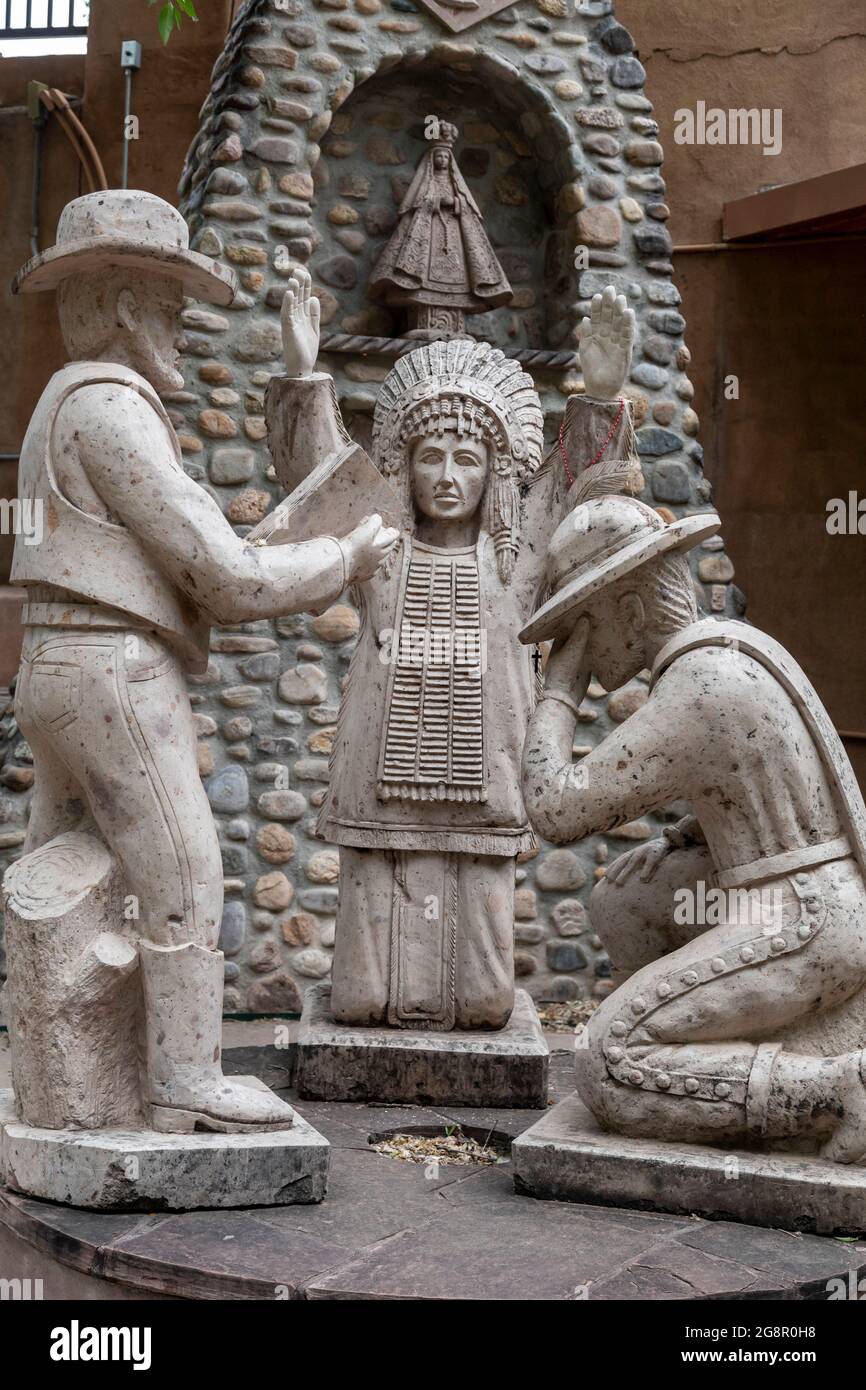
820, 1051, 866, 1163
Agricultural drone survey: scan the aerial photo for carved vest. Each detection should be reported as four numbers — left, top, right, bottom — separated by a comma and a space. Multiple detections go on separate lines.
12, 361, 210, 671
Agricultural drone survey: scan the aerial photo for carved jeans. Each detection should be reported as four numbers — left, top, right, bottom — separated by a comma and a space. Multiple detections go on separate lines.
16, 626, 222, 948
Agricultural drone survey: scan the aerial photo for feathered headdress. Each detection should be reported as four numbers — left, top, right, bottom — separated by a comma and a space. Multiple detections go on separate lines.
373, 339, 543, 582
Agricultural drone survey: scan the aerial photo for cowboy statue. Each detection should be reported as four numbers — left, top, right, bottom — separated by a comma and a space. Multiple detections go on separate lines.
519, 488, 866, 1161
6, 189, 397, 1134
271, 269, 639, 1032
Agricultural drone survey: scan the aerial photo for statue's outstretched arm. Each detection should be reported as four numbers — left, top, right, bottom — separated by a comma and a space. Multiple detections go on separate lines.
554, 286, 639, 513
61, 385, 394, 625
523, 286, 638, 567
529, 391, 636, 540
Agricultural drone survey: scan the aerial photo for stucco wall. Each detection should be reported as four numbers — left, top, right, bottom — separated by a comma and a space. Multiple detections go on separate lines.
617, 0, 866, 779
0, 0, 235, 550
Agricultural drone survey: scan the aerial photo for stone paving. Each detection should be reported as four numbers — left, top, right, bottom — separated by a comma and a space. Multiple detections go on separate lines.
2, 1048, 864, 1300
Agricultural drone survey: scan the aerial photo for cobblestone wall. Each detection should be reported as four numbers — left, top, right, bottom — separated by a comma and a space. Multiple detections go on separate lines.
0, 0, 743, 1013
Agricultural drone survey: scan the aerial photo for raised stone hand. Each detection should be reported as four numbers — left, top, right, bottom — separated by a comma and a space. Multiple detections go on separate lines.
342, 512, 400, 582
280, 261, 321, 379
578, 285, 635, 401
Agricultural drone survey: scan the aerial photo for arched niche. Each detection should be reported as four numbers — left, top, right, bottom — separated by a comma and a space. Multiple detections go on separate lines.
308, 49, 582, 361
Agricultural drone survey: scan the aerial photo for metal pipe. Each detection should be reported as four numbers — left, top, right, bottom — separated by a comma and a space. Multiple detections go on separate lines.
30, 115, 44, 256
121, 66, 133, 189
119, 42, 142, 187
41, 90, 96, 193
54, 90, 108, 188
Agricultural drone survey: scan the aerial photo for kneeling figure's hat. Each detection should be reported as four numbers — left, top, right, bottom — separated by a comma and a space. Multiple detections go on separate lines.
520, 495, 720, 646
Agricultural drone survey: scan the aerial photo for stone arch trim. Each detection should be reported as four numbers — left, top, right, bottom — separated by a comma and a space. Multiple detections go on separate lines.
181, 3, 593, 349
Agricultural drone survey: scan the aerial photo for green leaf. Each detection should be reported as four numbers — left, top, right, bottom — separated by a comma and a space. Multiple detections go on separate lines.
157, 2, 177, 45
175, 0, 199, 18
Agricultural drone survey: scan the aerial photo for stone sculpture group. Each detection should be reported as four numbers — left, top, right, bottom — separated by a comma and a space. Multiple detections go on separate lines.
1, 186, 865, 1227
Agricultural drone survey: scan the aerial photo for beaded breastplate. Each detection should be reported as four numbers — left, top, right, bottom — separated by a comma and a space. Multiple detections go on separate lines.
377, 541, 486, 803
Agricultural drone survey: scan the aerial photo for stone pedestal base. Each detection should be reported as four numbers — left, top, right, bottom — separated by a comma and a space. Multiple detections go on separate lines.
296, 983, 549, 1108
512, 1091, 866, 1236
0, 1083, 329, 1212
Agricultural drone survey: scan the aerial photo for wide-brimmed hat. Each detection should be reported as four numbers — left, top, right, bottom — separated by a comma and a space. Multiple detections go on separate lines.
12, 189, 236, 305
519, 494, 721, 646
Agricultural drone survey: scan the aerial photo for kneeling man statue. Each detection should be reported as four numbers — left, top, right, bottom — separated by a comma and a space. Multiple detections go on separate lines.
520, 492, 866, 1164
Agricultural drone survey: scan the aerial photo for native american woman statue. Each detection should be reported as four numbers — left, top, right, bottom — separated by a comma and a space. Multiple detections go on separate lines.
267, 274, 638, 1032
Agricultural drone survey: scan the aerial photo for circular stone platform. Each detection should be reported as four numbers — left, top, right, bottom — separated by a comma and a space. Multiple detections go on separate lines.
1, 1052, 865, 1301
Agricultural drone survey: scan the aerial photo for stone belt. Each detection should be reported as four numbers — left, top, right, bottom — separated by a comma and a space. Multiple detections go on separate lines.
715, 836, 852, 890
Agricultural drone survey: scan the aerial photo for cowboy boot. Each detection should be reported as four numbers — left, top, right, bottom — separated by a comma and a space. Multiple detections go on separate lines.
820, 1051, 866, 1163
140, 940, 295, 1133
748, 1043, 860, 1157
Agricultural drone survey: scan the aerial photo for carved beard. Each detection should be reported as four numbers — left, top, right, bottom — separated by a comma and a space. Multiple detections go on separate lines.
130, 335, 184, 394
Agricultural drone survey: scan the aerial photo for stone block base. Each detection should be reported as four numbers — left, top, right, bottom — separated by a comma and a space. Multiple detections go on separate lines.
296, 983, 549, 1108
0, 1082, 329, 1211
511, 1091, 866, 1236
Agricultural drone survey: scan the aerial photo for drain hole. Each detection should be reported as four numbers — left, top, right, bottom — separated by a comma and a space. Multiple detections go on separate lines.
368, 1123, 511, 1166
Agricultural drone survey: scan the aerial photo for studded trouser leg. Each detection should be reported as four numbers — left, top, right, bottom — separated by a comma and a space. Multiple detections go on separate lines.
577, 858, 866, 1145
